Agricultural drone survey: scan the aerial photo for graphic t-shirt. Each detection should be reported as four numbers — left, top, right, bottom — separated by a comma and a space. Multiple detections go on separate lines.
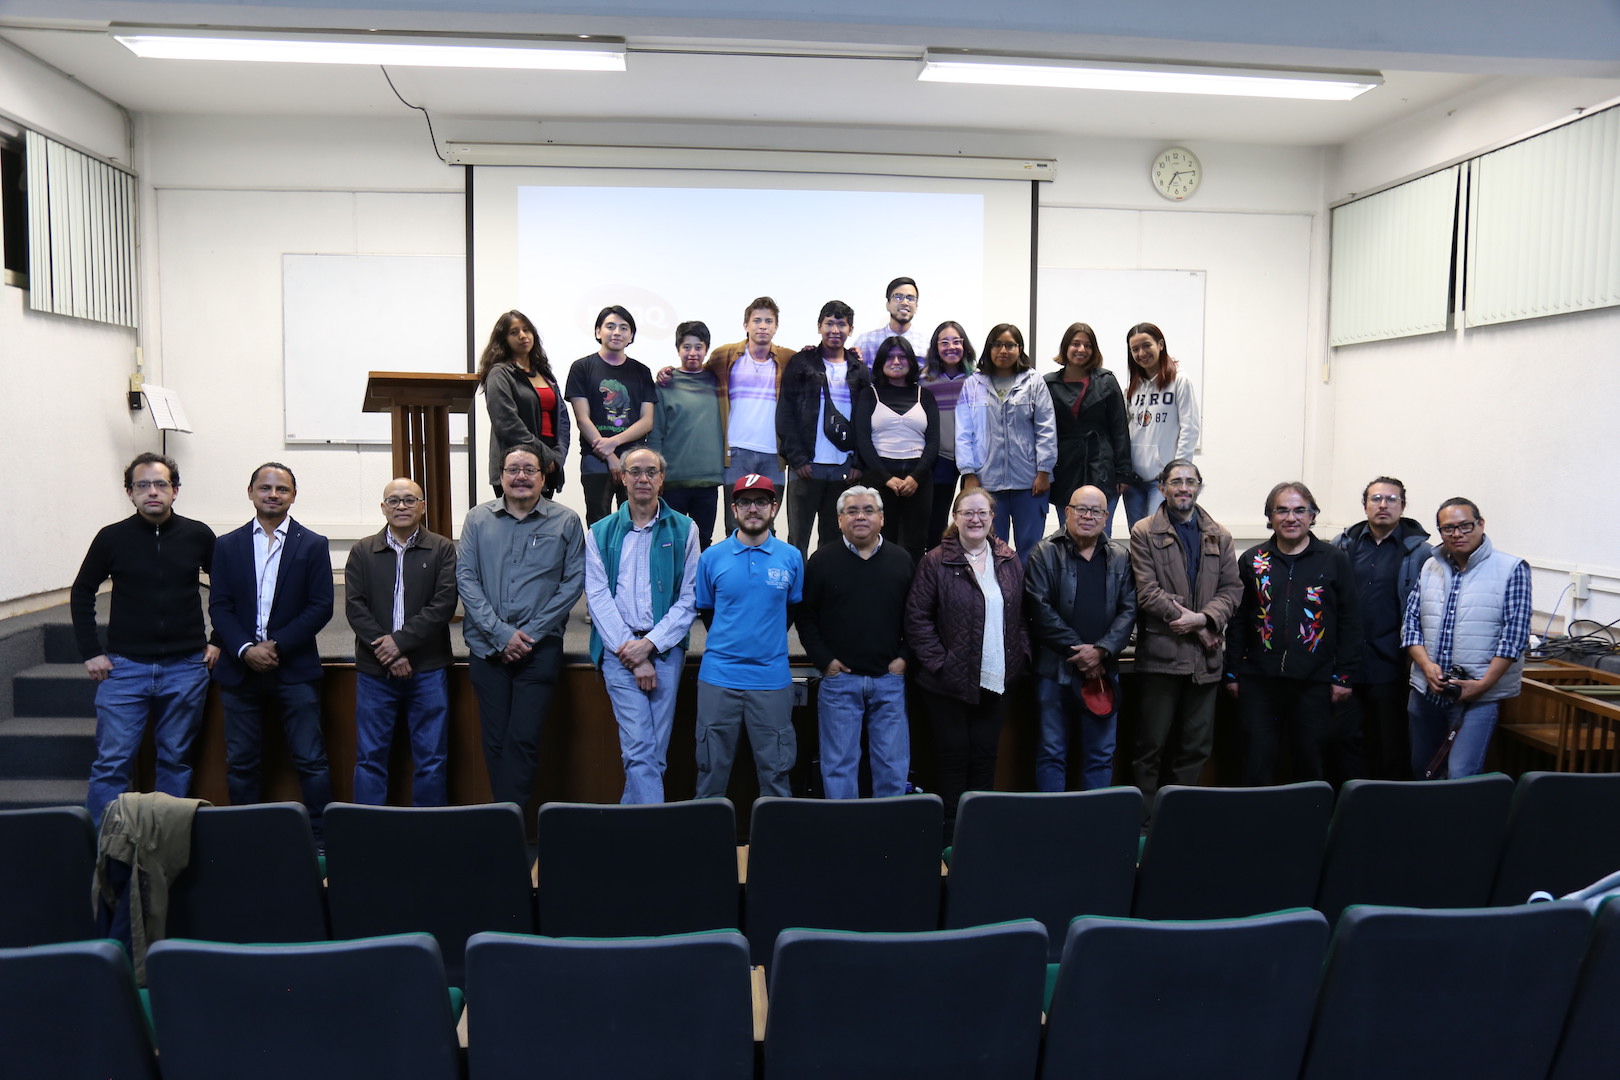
565, 353, 658, 473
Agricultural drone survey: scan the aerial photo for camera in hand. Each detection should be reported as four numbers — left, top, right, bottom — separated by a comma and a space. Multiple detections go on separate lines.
1439, 665, 1471, 701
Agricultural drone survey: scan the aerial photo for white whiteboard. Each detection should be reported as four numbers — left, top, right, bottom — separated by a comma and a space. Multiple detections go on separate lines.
1034, 268, 1205, 421
282, 254, 468, 443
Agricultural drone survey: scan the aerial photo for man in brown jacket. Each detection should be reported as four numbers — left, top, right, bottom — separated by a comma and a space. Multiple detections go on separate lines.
1128, 459, 1242, 817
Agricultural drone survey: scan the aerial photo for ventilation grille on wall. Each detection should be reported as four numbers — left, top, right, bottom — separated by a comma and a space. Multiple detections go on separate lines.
25, 129, 138, 328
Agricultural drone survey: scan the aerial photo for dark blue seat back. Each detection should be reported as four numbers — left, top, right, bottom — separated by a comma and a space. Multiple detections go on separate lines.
745, 794, 943, 967
0, 806, 97, 947
1133, 782, 1334, 920
146, 933, 460, 1080
1548, 898, 1620, 1080
0, 939, 158, 1080
168, 802, 327, 942
1491, 771, 1620, 904
1044, 908, 1329, 1080
1300, 902, 1591, 1080
324, 802, 534, 985
1316, 774, 1513, 922
465, 930, 754, 1080
946, 788, 1141, 959
765, 921, 1048, 1080
535, 799, 739, 936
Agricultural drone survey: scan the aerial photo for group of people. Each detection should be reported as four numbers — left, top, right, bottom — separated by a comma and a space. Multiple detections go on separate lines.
476, 279, 1202, 567
69, 279, 1529, 845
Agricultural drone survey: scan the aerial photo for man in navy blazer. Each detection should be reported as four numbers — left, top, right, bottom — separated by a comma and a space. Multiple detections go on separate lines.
210, 462, 334, 836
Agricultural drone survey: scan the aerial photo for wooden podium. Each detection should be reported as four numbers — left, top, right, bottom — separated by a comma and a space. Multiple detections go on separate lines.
362, 371, 480, 538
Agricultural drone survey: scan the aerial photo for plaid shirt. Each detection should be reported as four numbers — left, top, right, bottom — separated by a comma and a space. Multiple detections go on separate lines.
1401, 554, 1532, 668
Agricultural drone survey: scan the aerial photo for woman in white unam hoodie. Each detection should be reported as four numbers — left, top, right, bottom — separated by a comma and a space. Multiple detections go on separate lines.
1121, 321, 1201, 528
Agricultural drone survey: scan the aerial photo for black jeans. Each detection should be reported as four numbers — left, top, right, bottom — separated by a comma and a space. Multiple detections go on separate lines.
922, 687, 1006, 844
1238, 676, 1332, 786
468, 637, 564, 809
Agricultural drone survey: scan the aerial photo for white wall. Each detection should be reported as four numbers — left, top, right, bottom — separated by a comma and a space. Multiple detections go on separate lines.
140, 115, 467, 549
0, 44, 147, 614
1326, 77, 1620, 628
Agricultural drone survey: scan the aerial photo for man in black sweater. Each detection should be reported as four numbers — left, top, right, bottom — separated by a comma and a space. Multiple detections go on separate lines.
71, 453, 218, 825
798, 485, 915, 798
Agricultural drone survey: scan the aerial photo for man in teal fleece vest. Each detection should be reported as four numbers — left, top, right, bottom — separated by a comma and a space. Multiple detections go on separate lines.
585, 447, 701, 802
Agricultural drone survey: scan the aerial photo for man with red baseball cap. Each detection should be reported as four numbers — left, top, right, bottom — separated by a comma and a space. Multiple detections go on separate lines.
692, 473, 804, 798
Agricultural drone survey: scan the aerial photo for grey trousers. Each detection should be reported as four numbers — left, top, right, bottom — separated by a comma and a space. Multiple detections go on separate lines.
694, 681, 796, 799
1130, 673, 1217, 819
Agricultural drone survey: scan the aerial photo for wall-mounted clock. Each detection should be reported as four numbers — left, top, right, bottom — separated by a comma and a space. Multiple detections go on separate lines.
1152, 146, 1202, 201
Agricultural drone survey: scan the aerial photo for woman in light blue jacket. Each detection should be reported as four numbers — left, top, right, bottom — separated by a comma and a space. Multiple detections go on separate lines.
955, 323, 1058, 562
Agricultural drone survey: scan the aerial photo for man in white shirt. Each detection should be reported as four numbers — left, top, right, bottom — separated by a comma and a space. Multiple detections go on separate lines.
850, 277, 928, 362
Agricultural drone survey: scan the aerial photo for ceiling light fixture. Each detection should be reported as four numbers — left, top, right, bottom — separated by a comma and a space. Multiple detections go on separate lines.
111, 28, 627, 71
918, 51, 1381, 101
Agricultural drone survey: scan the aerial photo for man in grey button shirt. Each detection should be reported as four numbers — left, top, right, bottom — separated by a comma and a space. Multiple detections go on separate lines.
585, 447, 700, 803
457, 445, 585, 808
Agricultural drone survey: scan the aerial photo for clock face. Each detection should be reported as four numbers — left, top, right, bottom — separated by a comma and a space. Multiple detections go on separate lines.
1152, 146, 1201, 201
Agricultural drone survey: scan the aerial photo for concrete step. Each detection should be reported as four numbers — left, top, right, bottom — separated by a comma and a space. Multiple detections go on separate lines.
0, 778, 87, 812
13, 663, 97, 718
0, 716, 97, 779
42, 622, 85, 665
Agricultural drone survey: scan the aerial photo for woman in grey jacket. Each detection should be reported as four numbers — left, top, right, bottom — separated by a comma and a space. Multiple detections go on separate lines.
478, 310, 570, 499
954, 323, 1057, 563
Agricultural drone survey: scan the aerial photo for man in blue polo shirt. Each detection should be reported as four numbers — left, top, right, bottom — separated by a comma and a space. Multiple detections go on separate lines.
693, 473, 804, 798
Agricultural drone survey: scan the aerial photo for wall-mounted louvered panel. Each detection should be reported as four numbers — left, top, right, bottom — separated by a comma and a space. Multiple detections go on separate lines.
1329, 166, 1458, 346
24, 129, 138, 329
1466, 104, 1620, 328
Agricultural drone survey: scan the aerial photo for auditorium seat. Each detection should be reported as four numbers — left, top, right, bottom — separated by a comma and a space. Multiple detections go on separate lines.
464, 930, 755, 1080
1490, 771, 1620, 904
146, 933, 460, 1080
1547, 897, 1620, 1079
0, 805, 97, 947
1132, 782, 1334, 920
1315, 774, 1513, 922
535, 798, 739, 937
944, 788, 1140, 959
168, 802, 328, 943
1300, 902, 1591, 1080
744, 794, 943, 967
1042, 908, 1329, 1080
324, 802, 534, 985
0, 938, 159, 1079
764, 921, 1047, 1080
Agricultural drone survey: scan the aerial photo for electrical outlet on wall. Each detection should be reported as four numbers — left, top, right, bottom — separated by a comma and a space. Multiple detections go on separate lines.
1570, 571, 1591, 601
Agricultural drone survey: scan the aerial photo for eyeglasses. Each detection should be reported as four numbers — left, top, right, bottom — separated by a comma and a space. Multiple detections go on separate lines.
383, 495, 422, 508
1271, 506, 1314, 518
1067, 505, 1107, 519
1367, 494, 1403, 505
936, 336, 964, 349
888, 293, 917, 305
131, 480, 172, 492
624, 467, 662, 479
990, 342, 1020, 351
1164, 478, 1201, 490
840, 505, 881, 517
956, 509, 991, 520
734, 497, 774, 509
502, 465, 542, 477
1438, 520, 1478, 537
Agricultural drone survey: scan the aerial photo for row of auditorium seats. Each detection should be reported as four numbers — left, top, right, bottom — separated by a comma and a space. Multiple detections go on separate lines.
2, 772, 1618, 977
2, 899, 1617, 1079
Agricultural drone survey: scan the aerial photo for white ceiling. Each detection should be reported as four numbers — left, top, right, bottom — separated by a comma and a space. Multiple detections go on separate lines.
2, 1, 1616, 149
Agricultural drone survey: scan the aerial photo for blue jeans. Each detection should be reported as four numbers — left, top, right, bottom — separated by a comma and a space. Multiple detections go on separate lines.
220, 676, 332, 837
817, 671, 909, 799
601, 647, 685, 804
352, 668, 449, 806
990, 487, 1050, 563
1408, 690, 1501, 779
86, 651, 211, 827
1121, 479, 1164, 530
662, 487, 718, 549
1035, 675, 1119, 792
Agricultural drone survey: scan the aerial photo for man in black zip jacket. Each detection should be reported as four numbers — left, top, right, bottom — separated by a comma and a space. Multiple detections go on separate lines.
1225, 481, 1361, 786
72, 453, 219, 826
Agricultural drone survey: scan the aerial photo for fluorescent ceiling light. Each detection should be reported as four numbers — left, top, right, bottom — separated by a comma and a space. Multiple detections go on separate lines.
918, 52, 1381, 101
112, 29, 626, 71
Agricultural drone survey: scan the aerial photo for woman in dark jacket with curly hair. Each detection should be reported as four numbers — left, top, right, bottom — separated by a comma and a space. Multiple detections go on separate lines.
1046, 321, 1130, 532
904, 486, 1030, 842
478, 309, 570, 498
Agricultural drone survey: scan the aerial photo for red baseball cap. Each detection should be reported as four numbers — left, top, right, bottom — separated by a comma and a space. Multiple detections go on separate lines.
732, 474, 777, 498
